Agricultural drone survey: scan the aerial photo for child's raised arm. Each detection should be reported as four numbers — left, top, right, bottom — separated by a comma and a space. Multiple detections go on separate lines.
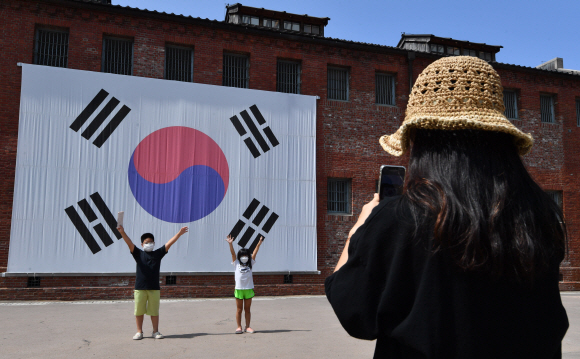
226, 235, 236, 262
117, 225, 135, 253
165, 227, 188, 252
252, 236, 264, 261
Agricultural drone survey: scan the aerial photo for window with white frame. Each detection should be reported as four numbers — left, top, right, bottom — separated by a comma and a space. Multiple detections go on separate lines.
328, 67, 349, 101
223, 53, 249, 88
376, 73, 396, 105
284, 21, 300, 31
102, 37, 133, 75
242, 15, 259, 25
277, 60, 301, 94
262, 18, 280, 29
328, 178, 351, 214
540, 94, 555, 123
165, 45, 194, 82
34, 28, 69, 68
503, 90, 518, 119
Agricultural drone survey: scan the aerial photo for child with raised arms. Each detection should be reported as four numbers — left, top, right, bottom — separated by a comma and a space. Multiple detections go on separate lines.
117, 225, 188, 340
226, 234, 264, 334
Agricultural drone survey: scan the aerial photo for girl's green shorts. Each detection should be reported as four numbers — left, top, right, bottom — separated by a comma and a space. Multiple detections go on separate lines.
234, 289, 255, 300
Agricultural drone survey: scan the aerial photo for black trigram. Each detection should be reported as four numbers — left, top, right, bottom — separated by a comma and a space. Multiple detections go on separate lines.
230, 105, 279, 158
229, 198, 279, 252
64, 192, 122, 254
70, 89, 131, 148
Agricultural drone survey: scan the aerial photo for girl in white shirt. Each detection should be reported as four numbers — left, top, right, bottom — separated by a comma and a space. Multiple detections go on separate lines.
226, 235, 263, 334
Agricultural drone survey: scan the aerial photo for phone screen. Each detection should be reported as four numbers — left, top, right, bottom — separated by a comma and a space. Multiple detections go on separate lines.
378, 165, 406, 201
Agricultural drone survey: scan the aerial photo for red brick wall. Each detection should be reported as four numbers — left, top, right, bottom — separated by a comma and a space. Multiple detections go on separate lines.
1, 0, 579, 300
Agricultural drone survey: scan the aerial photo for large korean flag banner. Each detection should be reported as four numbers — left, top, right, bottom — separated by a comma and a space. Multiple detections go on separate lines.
7, 64, 317, 274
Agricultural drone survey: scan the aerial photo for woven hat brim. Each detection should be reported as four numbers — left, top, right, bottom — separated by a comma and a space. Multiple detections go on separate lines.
379, 115, 534, 157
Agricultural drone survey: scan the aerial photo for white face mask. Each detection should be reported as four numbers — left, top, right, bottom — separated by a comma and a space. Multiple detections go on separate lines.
143, 243, 154, 252
240, 256, 249, 264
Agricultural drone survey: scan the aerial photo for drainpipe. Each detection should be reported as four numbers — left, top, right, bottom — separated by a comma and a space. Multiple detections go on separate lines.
407, 51, 416, 94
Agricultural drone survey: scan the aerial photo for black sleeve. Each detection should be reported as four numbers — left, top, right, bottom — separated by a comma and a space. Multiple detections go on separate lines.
132, 247, 142, 261
325, 197, 416, 340
155, 245, 167, 259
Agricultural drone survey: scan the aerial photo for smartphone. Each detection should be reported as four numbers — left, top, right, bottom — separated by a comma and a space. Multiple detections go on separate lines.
378, 165, 406, 201
117, 211, 124, 226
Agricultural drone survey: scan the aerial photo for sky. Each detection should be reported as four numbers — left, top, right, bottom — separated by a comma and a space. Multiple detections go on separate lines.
114, 0, 580, 71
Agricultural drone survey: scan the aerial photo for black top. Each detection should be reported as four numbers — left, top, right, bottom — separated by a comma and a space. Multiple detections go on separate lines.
325, 196, 569, 359
131, 245, 167, 290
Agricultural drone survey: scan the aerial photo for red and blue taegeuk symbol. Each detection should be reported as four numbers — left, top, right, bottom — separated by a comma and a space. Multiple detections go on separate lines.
128, 126, 229, 223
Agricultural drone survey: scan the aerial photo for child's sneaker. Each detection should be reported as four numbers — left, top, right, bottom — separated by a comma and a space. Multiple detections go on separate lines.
152, 331, 164, 339
133, 332, 143, 340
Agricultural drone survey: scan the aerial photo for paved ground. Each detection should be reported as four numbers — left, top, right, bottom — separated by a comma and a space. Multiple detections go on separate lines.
0, 293, 578, 358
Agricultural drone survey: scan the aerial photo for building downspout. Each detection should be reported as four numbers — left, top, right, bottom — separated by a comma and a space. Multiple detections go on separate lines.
407, 51, 416, 94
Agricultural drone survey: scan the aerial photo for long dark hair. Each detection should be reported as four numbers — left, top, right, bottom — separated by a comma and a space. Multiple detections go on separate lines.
404, 129, 566, 281
237, 248, 252, 269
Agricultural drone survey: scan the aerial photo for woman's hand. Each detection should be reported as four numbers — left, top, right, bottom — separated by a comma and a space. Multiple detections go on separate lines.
226, 235, 235, 244
349, 193, 380, 239
335, 193, 380, 272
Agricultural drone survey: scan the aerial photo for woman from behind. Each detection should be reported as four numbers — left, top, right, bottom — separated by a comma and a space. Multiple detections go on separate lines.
325, 56, 568, 359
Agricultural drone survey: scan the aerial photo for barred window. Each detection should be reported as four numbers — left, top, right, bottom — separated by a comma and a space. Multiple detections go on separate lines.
102, 37, 133, 75
503, 90, 518, 119
27, 277, 41, 288
546, 190, 563, 210
576, 99, 580, 127
376, 73, 396, 105
328, 67, 349, 101
430, 44, 444, 54
540, 94, 555, 123
165, 45, 194, 82
34, 28, 69, 68
223, 53, 249, 88
166, 275, 177, 285
284, 21, 300, 31
277, 60, 301, 94
328, 178, 351, 214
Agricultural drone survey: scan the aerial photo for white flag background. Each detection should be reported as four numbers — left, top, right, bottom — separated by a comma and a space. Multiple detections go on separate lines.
7, 64, 317, 274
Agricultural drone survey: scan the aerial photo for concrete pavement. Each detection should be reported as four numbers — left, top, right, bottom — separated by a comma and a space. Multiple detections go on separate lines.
0, 293, 578, 358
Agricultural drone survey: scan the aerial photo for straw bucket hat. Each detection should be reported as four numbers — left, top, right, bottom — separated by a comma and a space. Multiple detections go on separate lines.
379, 56, 533, 156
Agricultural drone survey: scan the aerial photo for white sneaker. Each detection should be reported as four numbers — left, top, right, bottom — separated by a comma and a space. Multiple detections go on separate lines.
152, 331, 164, 339
133, 332, 143, 340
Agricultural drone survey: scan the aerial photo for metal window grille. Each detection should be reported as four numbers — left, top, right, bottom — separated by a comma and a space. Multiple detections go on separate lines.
223, 53, 249, 88
165, 46, 194, 82
503, 90, 518, 119
576, 99, 580, 127
283, 274, 293, 284
376, 73, 395, 105
34, 29, 69, 68
166, 275, 177, 285
328, 67, 349, 101
27, 277, 41, 288
102, 37, 133, 75
546, 190, 563, 210
277, 60, 301, 94
328, 178, 351, 214
540, 95, 555, 123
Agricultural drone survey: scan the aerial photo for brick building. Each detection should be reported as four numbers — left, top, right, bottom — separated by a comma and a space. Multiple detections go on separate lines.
1, 0, 579, 300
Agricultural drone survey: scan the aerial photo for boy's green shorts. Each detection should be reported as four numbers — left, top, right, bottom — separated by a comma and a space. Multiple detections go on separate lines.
234, 289, 255, 300
134, 290, 160, 316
